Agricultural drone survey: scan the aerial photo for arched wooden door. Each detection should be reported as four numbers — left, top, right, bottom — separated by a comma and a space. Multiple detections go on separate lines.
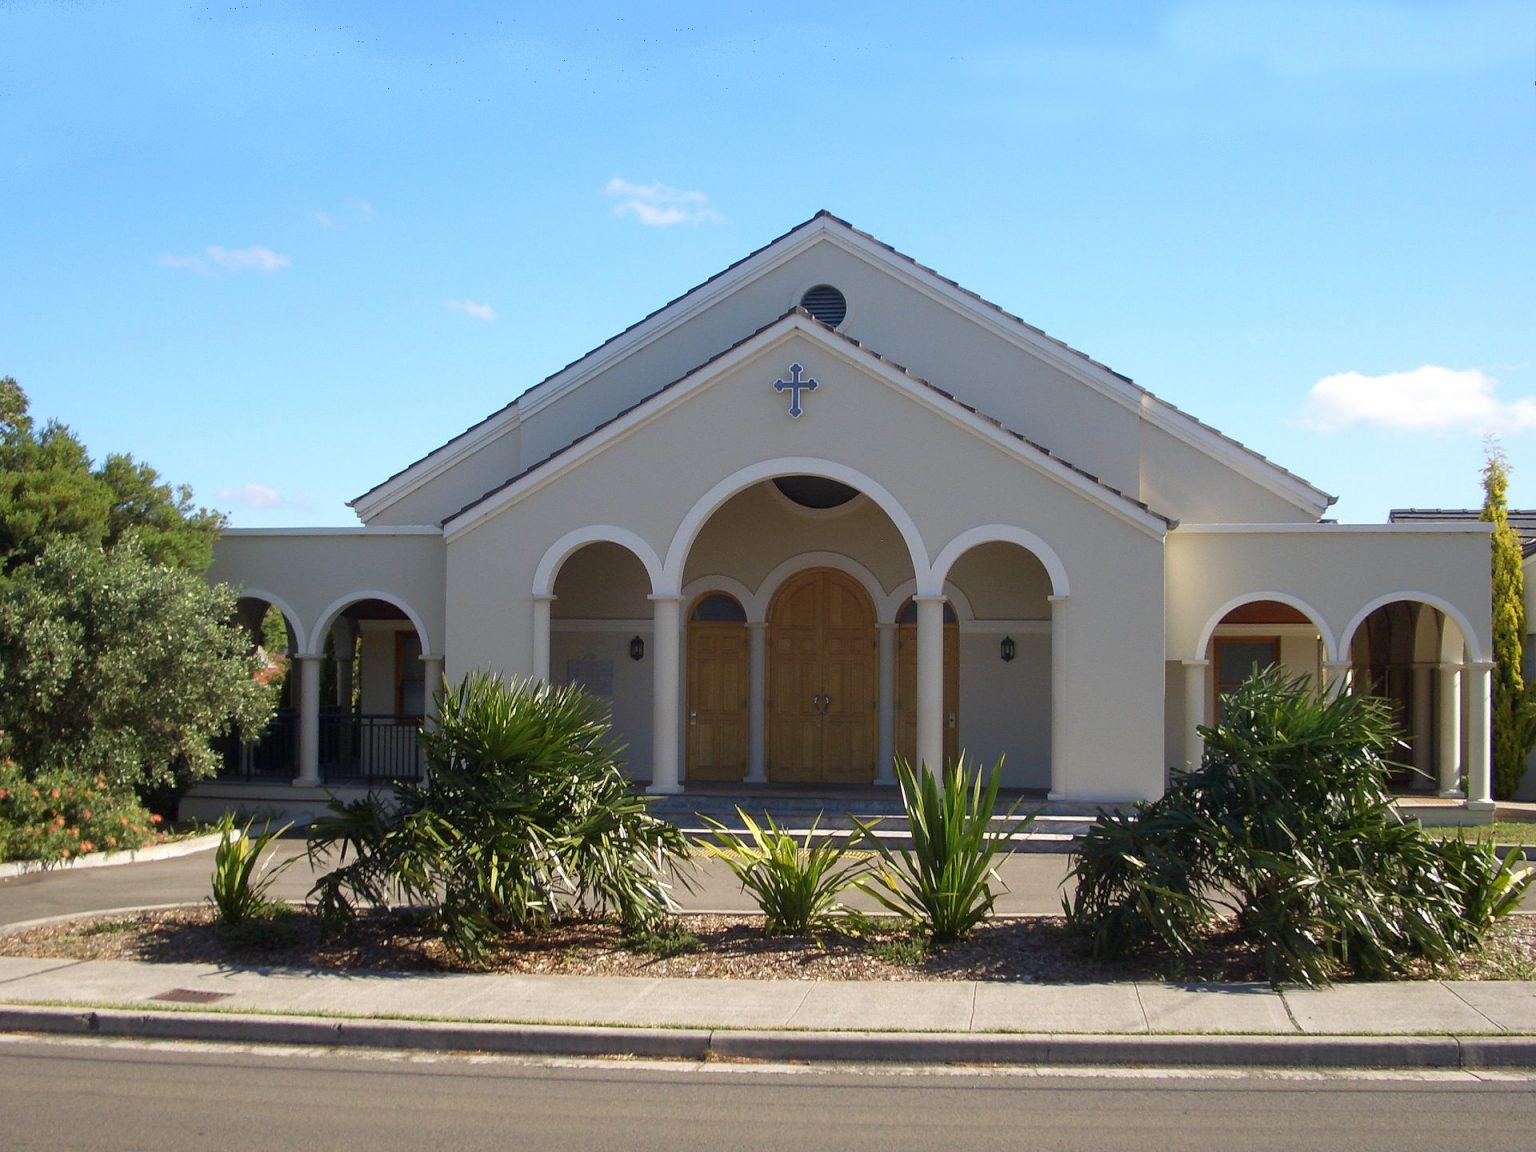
686, 593, 749, 782
767, 568, 877, 784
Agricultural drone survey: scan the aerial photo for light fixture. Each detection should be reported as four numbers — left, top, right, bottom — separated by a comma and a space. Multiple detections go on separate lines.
1000, 636, 1016, 663
630, 636, 645, 661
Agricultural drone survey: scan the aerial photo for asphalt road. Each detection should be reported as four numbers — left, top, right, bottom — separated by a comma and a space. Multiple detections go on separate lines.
2, 1037, 1533, 1152
0, 841, 1081, 926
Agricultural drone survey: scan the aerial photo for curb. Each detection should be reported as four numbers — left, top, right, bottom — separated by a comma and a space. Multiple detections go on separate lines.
3, 1005, 1535, 1070
0, 832, 224, 881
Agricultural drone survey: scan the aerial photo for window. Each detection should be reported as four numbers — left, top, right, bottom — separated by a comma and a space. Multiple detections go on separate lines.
1213, 637, 1279, 722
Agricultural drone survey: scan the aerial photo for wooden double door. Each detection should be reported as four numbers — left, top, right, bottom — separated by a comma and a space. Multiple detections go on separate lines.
767, 568, 878, 784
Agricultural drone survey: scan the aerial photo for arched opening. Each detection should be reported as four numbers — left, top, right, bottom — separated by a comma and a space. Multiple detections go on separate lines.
1205, 599, 1325, 723
938, 540, 1055, 789
767, 567, 878, 783
221, 596, 302, 781
677, 473, 918, 786
311, 597, 430, 785
1347, 599, 1457, 793
549, 540, 654, 782
686, 592, 749, 782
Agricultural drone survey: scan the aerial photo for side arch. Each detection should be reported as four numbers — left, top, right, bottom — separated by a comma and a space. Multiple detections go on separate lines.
885, 576, 977, 625
1340, 592, 1480, 665
662, 458, 931, 593
309, 591, 435, 659
929, 525, 1069, 599
532, 526, 665, 598
681, 574, 762, 622
1194, 592, 1338, 665
237, 588, 309, 655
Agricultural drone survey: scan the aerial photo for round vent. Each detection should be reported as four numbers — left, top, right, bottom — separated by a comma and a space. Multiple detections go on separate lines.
799, 284, 847, 327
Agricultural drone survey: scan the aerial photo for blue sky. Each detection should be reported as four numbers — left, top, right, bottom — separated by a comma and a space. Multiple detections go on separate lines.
3, 1, 1533, 527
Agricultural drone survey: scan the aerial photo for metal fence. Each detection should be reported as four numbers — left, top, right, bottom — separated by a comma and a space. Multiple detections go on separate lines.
217, 709, 426, 784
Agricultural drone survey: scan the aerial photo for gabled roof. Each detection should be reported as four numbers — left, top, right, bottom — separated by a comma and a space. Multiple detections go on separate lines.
356, 211, 1333, 522
441, 308, 1175, 541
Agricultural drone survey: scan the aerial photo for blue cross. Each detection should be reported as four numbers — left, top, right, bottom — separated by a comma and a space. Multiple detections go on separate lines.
773, 362, 819, 419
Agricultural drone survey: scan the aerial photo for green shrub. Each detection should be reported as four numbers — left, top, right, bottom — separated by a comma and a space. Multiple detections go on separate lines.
854, 755, 1034, 943
704, 809, 865, 934
209, 811, 294, 925
307, 672, 691, 965
1065, 668, 1534, 985
0, 759, 160, 864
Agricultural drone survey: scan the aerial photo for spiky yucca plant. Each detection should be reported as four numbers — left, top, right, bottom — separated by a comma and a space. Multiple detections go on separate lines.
705, 809, 865, 934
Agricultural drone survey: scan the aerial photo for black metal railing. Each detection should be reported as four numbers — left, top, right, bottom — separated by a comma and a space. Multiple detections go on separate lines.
216, 709, 426, 784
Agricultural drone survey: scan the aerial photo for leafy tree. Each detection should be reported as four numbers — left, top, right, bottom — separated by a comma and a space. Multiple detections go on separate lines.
1482, 445, 1534, 798
0, 538, 273, 795
0, 377, 222, 575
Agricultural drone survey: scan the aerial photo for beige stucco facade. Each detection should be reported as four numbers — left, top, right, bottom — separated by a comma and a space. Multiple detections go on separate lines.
204, 213, 1497, 810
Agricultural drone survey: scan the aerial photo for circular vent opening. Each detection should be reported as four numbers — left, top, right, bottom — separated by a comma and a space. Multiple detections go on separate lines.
799, 284, 847, 327
773, 475, 859, 510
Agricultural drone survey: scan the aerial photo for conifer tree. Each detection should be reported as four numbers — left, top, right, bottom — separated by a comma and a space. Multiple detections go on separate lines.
1482, 445, 1533, 798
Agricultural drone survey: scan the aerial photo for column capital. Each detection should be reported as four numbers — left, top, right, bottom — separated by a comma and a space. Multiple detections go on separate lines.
746, 620, 769, 631
875, 620, 900, 632
1466, 660, 1498, 673
647, 593, 687, 604
1322, 660, 1353, 672
1048, 594, 1069, 604
1181, 659, 1209, 669
911, 593, 948, 604
533, 592, 557, 604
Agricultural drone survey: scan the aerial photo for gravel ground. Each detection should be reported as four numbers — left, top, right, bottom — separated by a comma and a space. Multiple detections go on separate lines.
5, 905, 1535, 984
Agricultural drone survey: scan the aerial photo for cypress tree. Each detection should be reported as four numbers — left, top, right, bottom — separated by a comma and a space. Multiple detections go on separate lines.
1481, 446, 1533, 798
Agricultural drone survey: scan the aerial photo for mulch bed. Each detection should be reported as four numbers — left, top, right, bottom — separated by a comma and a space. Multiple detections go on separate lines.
5, 905, 1535, 984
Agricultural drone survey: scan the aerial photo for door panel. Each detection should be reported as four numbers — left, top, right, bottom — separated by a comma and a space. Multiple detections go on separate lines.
686, 623, 748, 781
767, 568, 877, 784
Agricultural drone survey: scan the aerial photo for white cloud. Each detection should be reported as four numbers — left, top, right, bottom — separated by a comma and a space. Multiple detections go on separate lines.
1299, 365, 1536, 434
312, 199, 374, 229
160, 245, 290, 273
605, 178, 723, 226
446, 299, 496, 322
205, 245, 290, 272
217, 483, 311, 510
312, 210, 336, 229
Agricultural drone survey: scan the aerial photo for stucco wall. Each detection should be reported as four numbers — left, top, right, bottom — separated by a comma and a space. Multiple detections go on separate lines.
210, 529, 446, 658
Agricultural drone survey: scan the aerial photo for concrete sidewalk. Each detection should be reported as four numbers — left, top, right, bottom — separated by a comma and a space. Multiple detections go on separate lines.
3, 955, 1536, 1070
5, 844, 1536, 1070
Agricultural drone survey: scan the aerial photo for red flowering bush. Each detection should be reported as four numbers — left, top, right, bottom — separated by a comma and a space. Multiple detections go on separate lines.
0, 760, 158, 864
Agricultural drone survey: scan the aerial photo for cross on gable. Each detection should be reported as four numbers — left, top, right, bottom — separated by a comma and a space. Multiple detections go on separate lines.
773, 362, 818, 419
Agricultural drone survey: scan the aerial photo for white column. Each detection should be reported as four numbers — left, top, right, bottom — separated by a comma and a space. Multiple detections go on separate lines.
1437, 663, 1464, 797
1322, 660, 1353, 700
532, 595, 555, 683
876, 622, 898, 785
294, 654, 322, 787
1182, 659, 1208, 769
1411, 661, 1433, 785
1466, 660, 1495, 810
648, 594, 684, 795
1047, 595, 1070, 800
746, 622, 768, 784
420, 655, 445, 729
914, 595, 946, 775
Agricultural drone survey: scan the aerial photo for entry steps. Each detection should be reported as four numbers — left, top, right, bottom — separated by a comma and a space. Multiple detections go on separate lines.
642, 792, 1099, 853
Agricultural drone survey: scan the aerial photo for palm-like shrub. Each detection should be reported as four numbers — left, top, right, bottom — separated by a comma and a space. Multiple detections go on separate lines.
705, 809, 865, 934
1065, 667, 1532, 985
854, 756, 1034, 943
307, 672, 690, 965
209, 812, 293, 924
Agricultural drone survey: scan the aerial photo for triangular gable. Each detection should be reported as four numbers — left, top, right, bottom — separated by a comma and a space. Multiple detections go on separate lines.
359, 211, 1331, 524
441, 309, 1173, 543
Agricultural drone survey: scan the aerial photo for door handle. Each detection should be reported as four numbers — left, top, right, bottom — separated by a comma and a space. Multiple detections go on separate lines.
689, 711, 698, 725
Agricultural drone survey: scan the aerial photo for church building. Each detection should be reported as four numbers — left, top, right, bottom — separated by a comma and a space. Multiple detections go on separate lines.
200, 212, 1495, 816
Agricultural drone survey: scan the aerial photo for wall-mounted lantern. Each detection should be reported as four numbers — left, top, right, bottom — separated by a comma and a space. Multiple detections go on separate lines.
629, 636, 645, 662
1000, 636, 1016, 663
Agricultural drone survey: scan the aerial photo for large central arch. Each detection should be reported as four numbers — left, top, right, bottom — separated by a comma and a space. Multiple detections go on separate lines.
663, 458, 931, 594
